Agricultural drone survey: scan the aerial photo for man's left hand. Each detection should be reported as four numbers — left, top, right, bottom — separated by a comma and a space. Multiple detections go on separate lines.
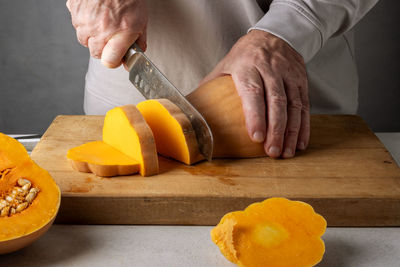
200, 30, 309, 158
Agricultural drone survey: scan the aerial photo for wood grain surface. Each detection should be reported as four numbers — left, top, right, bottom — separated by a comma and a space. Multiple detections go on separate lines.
30, 115, 400, 226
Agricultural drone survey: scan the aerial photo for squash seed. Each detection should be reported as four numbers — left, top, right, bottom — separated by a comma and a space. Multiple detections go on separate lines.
0, 206, 10, 217
1, 179, 39, 217
25, 188, 39, 203
16, 202, 28, 212
17, 178, 31, 187
22, 183, 31, 191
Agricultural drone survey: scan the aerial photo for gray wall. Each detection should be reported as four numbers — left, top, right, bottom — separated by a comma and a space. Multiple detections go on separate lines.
0, 0, 88, 134
355, 1, 400, 132
0, 1, 399, 134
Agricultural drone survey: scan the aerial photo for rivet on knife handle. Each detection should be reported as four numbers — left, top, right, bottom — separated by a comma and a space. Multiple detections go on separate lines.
124, 44, 214, 161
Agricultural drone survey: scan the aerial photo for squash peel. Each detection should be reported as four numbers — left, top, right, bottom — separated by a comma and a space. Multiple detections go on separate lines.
211, 198, 327, 267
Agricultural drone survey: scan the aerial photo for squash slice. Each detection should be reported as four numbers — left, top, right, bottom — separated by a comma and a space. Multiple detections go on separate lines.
67, 141, 140, 177
137, 99, 203, 165
103, 105, 158, 176
211, 198, 326, 267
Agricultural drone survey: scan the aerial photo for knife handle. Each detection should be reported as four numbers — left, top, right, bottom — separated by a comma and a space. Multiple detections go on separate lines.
124, 43, 143, 71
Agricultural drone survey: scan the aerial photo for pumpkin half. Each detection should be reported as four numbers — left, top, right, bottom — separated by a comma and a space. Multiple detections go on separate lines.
211, 198, 327, 267
0, 133, 60, 254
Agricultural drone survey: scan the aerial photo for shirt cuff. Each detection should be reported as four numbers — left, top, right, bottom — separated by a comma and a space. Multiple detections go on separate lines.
249, 1, 324, 62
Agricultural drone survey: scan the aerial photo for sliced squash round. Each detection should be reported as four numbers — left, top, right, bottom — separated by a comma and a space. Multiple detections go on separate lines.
211, 198, 327, 267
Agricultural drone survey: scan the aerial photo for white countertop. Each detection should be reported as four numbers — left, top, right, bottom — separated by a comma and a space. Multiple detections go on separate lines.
1, 133, 400, 266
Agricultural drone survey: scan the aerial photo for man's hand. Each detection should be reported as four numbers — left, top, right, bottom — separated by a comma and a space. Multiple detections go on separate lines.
66, 0, 147, 68
201, 30, 309, 158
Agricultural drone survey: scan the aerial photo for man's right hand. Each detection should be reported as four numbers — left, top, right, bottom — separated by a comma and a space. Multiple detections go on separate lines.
66, 0, 147, 68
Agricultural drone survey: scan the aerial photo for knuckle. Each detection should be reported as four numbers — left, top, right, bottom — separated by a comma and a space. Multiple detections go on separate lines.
254, 47, 268, 59
272, 58, 288, 71
71, 20, 79, 29
239, 81, 264, 97
270, 123, 286, 136
286, 127, 299, 137
89, 46, 102, 58
269, 93, 287, 107
288, 98, 302, 110
301, 99, 310, 112
91, 51, 101, 59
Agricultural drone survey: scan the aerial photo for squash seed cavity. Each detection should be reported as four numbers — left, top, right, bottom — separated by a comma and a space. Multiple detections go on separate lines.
0, 178, 39, 217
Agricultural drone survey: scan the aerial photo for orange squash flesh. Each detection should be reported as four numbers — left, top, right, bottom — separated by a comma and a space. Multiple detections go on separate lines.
67, 141, 140, 177
103, 105, 159, 176
0, 133, 60, 254
187, 75, 266, 158
211, 198, 327, 267
137, 99, 203, 165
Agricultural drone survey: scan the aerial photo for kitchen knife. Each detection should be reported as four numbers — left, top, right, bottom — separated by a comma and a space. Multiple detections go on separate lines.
123, 43, 213, 161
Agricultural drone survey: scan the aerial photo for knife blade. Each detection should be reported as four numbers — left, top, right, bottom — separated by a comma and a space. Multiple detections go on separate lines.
123, 43, 213, 161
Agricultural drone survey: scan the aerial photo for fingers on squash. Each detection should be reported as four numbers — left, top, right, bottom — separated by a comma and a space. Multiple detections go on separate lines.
0, 133, 60, 254
211, 198, 327, 267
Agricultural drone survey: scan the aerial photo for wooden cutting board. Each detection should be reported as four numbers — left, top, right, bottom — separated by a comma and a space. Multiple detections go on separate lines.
30, 115, 400, 226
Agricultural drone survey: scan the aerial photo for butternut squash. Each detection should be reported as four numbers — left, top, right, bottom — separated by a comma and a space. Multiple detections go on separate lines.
0, 133, 60, 254
187, 75, 266, 158
67, 141, 140, 177
211, 198, 326, 267
137, 99, 203, 165
67, 76, 266, 177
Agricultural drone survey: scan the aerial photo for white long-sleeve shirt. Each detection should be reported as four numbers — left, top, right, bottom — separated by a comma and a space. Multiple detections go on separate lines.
84, 0, 378, 115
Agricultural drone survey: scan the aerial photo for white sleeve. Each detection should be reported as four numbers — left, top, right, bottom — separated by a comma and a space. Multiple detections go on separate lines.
250, 0, 379, 62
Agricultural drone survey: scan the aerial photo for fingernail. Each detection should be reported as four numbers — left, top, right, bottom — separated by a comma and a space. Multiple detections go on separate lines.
252, 131, 265, 143
298, 142, 305, 150
268, 146, 281, 157
283, 148, 293, 158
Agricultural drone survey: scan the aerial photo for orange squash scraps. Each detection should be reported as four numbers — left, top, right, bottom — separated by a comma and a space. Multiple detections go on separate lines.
137, 99, 203, 165
67, 141, 140, 177
0, 133, 60, 254
211, 198, 327, 267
